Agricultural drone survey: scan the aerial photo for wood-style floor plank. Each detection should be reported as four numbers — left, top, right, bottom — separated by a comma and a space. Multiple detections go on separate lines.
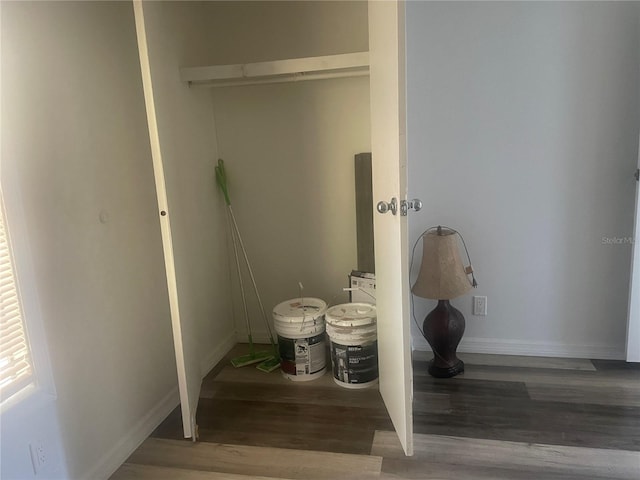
414, 374, 531, 400
197, 397, 391, 454
126, 437, 382, 480
591, 359, 640, 372
201, 380, 386, 409
527, 382, 640, 407
413, 351, 598, 371
152, 397, 393, 455
132, 348, 639, 480
111, 463, 292, 480
413, 364, 640, 451
413, 402, 640, 451
380, 459, 613, 480
412, 391, 451, 414
199, 429, 379, 458
175, 344, 393, 455
372, 431, 640, 480
413, 361, 640, 390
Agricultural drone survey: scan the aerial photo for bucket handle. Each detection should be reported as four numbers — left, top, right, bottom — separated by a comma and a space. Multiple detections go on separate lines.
298, 306, 321, 332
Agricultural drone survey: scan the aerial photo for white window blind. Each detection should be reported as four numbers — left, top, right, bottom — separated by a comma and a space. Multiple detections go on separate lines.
0, 190, 34, 402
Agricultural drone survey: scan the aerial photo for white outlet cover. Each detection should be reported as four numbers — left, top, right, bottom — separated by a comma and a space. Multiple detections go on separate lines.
29, 442, 46, 474
473, 296, 487, 316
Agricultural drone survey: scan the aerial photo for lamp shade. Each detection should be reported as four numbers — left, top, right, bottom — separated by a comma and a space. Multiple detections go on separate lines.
412, 228, 472, 300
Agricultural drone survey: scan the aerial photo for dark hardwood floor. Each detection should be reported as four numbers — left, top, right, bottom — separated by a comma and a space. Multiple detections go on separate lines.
413, 358, 640, 451
111, 345, 640, 479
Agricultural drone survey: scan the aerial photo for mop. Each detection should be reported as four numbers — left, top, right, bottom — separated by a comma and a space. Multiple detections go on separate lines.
215, 160, 280, 370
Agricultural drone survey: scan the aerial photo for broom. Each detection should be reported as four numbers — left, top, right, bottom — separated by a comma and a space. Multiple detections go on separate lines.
215, 160, 280, 370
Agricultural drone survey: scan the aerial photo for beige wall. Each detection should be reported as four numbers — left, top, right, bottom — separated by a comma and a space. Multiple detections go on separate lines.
138, 1, 236, 378
2, 1, 370, 476
199, 0, 368, 66
2, 2, 177, 478
212, 78, 371, 338
200, 1, 371, 338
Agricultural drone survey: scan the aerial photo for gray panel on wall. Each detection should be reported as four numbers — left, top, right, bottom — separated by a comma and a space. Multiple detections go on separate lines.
355, 153, 375, 273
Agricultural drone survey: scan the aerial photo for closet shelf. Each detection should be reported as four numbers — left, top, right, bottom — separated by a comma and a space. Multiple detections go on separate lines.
180, 52, 369, 87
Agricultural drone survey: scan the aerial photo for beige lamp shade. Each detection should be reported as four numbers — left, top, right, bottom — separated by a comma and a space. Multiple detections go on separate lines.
412, 228, 472, 300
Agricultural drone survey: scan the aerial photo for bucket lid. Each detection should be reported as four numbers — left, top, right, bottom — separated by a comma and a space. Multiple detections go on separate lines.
326, 303, 377, 327
273, 297, 327, 323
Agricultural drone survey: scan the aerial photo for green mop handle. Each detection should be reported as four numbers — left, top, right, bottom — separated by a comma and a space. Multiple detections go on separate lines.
215, 159, 231, 206
215, 158, 256, 356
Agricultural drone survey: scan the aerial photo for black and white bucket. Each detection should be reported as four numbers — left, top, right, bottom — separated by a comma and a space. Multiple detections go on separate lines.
272, 298, 327, 382
325, 303, 378, 389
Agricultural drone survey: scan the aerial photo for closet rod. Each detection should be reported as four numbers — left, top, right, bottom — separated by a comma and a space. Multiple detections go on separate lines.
180, 52, 369, 87
187, 69, 369, 88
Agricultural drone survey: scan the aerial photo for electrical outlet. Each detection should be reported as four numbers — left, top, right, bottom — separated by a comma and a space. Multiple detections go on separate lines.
29, 442, 46, 474
473, 296, 487, 316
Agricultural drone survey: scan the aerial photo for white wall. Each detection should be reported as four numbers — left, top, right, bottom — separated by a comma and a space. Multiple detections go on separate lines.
407, 2, 640, 359
626, 142, 640, 362
201, 1, 371, 339
1, 2, 179, 478
2, 133, 68, 480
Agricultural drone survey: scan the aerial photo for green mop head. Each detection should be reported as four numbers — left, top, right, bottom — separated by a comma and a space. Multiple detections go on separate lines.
231, 349, 274, 368
256, 356, 281, 373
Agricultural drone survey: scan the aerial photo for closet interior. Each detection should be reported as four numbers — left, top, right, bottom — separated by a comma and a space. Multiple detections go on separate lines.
143, 0, 373, 345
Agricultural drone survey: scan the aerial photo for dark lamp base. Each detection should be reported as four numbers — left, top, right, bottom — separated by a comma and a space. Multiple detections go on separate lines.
423, 299, 466, 379
428, 359, 465, 378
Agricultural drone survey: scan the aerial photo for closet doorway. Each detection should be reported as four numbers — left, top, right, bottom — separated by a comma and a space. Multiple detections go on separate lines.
134, 0, 413, 456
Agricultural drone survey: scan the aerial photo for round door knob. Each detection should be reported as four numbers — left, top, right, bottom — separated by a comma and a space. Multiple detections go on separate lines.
376, 198, 397, 215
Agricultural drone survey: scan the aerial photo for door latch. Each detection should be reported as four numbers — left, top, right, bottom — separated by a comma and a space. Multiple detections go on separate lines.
400, 199, 423, 216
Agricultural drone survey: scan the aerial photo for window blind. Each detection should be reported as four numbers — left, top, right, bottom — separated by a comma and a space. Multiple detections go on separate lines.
0, 191, 34, 401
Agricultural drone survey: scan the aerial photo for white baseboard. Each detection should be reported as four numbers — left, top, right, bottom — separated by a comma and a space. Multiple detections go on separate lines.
82, 332, 238, 480
81, 386, 180, 480
200, 330, 237, 377
236, 329, 274, 345
412, 335, 625, 360
246, 327, 626, 360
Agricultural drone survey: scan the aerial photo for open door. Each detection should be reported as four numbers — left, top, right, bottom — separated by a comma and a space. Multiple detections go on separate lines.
626, 137, 640, 362
369, 0, 413, 456
133, 1, 201, 439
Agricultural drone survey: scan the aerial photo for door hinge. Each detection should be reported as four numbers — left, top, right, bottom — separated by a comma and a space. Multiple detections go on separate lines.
635, 168, 639, 182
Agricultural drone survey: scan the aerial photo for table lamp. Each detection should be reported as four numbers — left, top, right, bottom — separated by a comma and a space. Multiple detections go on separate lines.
412, 226, 476, 378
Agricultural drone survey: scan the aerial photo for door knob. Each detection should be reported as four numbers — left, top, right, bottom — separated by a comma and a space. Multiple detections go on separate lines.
377, 198, 398, 215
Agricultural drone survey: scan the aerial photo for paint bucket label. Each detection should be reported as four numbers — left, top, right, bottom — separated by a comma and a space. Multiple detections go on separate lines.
331, 340, 378, 384
278, 332, 326, 376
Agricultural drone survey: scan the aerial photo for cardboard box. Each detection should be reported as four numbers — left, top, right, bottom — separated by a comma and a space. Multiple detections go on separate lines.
349, 271, 376, 304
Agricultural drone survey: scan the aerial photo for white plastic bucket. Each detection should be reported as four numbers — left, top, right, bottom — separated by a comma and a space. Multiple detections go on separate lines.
273, 298, 327, 381
325, 303, 378, 389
